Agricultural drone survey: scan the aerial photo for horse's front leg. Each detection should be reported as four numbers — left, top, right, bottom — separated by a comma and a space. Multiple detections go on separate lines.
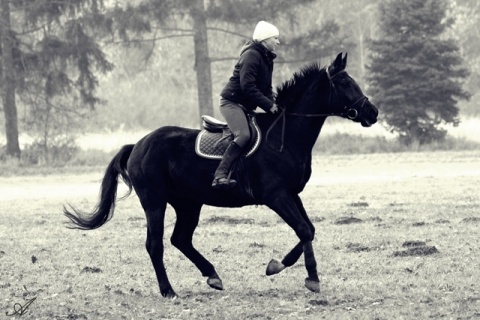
266, 193, 320, 292
266, 194, 316, 272
303, 240, 320, 292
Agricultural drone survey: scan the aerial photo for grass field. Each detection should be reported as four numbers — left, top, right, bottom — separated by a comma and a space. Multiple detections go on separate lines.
1, 151, 479, 319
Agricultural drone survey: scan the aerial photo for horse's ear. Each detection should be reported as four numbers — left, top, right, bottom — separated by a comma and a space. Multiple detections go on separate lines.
329, 52, 347, 75
334, 52, 343, 67
342, 52, 348, 66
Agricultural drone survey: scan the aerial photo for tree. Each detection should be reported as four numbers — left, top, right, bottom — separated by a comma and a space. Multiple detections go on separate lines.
1, 0, 112, 159
296, 0, 381, 88
450, 0, 480, 116
109, 0, 349, 126
367, 0, 469, 144
1, 0, 20, 157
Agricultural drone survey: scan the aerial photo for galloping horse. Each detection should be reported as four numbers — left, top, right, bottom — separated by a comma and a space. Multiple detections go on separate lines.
64, 52, 378, 297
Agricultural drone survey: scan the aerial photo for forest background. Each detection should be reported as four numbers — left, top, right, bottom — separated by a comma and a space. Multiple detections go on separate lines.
1, 0, 479, 164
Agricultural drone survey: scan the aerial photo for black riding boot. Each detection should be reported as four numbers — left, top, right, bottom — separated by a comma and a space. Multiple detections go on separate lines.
212, 141, 243, 189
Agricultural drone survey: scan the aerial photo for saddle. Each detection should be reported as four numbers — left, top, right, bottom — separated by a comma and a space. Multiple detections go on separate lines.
195, 114, 261, 159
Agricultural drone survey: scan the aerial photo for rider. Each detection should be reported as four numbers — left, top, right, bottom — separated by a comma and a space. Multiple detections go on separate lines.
212, 21, 280, 189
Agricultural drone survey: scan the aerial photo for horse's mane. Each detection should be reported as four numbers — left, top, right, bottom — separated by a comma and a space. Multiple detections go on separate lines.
276, 62, 327, 108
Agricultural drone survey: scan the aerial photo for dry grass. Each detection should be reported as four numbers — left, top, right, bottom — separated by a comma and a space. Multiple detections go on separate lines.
1, 151, 479, 319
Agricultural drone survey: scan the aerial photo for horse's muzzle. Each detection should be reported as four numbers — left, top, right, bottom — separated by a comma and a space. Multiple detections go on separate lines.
360, 102, 378, 127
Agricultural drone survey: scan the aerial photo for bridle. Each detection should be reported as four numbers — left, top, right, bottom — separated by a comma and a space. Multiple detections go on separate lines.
286, 69, 368, 119
325, 69, 369, 120
265, 68, 369, 152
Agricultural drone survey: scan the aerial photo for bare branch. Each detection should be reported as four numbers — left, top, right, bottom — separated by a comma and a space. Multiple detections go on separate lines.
207, 27, 249, 40
210, 57, 237, 62
16, 25, 46, 36
104, 33, 194, 45
210, 56, 319, 65
154, 27, 193, 33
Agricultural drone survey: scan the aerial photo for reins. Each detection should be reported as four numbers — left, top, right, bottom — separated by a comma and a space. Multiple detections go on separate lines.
265, 106, 335, 153
265, 106, 287, 152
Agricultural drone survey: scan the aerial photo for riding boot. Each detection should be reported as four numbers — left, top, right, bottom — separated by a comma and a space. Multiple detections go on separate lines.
212, 141, 243, 189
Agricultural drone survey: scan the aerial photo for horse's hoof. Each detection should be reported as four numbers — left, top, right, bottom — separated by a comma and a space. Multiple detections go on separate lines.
207, 276, 224, 290
161, 289, 178, 299
305, 277, 320, 293
266, 259, 285, 276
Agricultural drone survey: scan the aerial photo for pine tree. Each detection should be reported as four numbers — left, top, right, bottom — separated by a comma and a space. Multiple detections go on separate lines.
367, 0, 469, 144
1, 0, 112, 159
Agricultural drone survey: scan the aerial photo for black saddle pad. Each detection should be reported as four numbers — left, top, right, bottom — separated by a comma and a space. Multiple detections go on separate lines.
195, 119, 261, 159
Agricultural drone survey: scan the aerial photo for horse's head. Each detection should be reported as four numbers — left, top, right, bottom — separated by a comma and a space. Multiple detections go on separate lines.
326, 53, 378, 127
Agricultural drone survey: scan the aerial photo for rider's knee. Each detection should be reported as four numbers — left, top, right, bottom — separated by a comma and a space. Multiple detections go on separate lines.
234, 132, 250, 148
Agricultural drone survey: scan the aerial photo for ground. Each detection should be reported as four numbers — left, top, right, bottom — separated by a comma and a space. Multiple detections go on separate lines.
0, 151, 479, 319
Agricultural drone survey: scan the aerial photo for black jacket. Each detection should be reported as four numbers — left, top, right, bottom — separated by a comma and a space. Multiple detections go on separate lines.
220, 41, 276, 113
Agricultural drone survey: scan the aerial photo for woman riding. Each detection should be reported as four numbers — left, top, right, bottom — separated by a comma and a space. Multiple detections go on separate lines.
212, 21, 280, 189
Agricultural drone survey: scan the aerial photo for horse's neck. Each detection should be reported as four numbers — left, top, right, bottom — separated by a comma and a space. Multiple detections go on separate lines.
284, 92, 329, 156
285, 116, 327, 156
277, 81, 330, 156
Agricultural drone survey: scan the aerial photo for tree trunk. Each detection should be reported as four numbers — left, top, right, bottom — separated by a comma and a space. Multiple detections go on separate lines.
1, 0, 21, 158
191, 0, 213, 128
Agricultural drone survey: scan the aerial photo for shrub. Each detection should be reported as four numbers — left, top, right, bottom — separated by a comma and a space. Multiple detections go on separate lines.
21, 138, 78, 165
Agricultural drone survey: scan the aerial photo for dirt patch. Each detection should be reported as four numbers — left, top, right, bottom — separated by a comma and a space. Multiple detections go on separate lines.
412, 221, 427, 227
393, 246, 439, 257
127, 216, 145, 221
0, 282, 11, 289
335, 216, 363, 224
308, 299, 329, 306
402, 240, 427, 247
349, 201, 369, 207
249, 242, 266, 248
81, 266, 102, 273
311, 216, 326, 223
346, 242, 370, 253
462, 217, 480, 223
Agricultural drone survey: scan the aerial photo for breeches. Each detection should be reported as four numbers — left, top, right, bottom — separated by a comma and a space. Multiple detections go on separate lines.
219, 98, 251, 148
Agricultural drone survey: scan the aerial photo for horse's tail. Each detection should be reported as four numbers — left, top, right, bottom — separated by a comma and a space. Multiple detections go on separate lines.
64, 144, 135, 230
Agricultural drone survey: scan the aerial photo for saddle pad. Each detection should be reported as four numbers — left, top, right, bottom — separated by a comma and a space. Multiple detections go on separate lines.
195, 123, 262, 160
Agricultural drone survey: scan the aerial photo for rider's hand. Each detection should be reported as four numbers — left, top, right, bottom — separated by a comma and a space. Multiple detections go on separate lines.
270, 103, 279, 114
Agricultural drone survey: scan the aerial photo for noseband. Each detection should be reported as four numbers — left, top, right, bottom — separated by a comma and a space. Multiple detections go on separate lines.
343, 95, 369, 120
266, 69, 368, 152
326, 69, 369, 120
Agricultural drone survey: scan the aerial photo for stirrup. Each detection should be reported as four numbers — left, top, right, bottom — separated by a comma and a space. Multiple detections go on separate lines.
212, 177, 237, 189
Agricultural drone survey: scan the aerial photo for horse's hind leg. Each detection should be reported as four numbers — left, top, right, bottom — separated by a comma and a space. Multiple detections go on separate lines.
138, 188, 176, 298
170, 202, 223, 291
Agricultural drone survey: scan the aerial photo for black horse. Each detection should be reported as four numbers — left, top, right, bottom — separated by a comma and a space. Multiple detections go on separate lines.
64, 52, 378, 298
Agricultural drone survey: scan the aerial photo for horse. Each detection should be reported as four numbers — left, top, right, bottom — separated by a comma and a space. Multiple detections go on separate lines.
64, 52, 378, 298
